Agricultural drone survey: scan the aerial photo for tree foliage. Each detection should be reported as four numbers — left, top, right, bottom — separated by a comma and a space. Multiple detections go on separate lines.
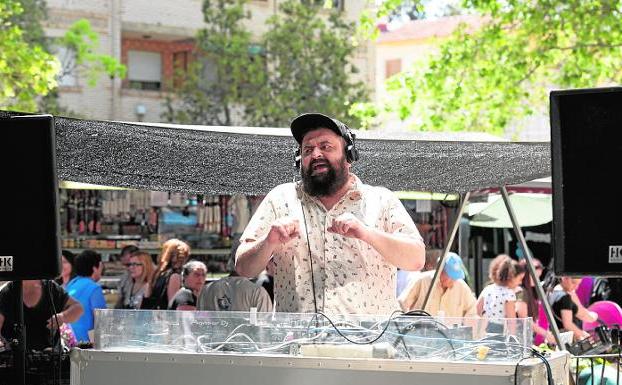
0, 0, 60, 111
59, 19, 126, 86
164, 0, 368, 127
162, 0, 264, 125
353, 0, 622, 135
1, 0, 125, 114
250, 0, 368, 126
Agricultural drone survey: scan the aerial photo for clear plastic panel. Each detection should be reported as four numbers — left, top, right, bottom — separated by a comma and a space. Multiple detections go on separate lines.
94, 309, 532, 362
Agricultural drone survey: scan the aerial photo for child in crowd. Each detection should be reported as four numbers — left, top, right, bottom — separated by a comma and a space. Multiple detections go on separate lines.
477, 255, 526, 333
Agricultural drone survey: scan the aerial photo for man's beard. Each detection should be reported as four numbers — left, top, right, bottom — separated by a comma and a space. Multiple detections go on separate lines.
301, 156, 350, 197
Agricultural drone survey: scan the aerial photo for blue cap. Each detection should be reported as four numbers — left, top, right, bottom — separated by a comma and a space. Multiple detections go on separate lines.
443, 252, 465, 280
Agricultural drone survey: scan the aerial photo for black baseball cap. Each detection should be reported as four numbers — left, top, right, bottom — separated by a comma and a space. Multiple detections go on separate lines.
290, 113, 350, 144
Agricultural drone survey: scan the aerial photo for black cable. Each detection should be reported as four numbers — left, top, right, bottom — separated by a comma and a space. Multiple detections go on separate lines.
314, 310, 405, 345
512, 347, 553, 385
404, 309, 432, 317
394, 316, 457, 359
391, 319, 411, 359
299, 197, 318, 315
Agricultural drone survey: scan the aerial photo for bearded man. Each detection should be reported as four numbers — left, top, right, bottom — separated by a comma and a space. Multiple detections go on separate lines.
235, 113, 425, 315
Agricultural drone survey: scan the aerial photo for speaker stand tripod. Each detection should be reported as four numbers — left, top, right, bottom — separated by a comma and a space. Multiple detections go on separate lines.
10, 280, 27, 385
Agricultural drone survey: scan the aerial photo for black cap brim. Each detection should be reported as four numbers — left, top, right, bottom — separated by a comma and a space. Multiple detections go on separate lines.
290, 113, 344, 144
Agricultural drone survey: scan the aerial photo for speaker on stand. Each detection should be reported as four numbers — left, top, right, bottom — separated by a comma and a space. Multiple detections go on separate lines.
550, 87, 622, 277
0, 114, 61, 385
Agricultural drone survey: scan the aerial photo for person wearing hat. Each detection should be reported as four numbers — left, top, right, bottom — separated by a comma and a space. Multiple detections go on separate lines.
235, 113, 425, 315
398, 252, 477, 317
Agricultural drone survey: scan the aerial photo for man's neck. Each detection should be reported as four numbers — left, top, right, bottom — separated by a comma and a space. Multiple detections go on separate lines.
317, 175, 355, 211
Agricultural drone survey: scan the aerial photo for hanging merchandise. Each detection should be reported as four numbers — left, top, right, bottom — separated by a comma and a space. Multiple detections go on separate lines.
65, 191, 75, 235
150, 191, 169, 207
213, 196, 221, 234
170, 192, 186, 208
148, 207, 159, 234
196, 195, 205, 230
229, 194, 251, 235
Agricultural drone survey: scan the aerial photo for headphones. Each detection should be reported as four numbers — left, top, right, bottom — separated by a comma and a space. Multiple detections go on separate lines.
294, 124, 359, 170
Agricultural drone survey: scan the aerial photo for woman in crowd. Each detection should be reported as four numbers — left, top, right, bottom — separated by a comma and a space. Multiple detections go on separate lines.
549, 276, 598, 341
0, 279, 83, 351
55, 249, 77, 288
477, 254, 526, 333
169, 261, 207, 311
115, 251, 155, 309
515, 258, 555, 344
148, 239, 191, 309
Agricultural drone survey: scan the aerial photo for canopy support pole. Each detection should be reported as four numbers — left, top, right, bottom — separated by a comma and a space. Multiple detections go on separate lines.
422, 192, 470, 311
500, 185, 564, 349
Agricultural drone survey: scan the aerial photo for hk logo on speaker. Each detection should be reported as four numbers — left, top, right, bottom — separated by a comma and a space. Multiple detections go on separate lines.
0, 256, 13, 272
609, 246, 622, 264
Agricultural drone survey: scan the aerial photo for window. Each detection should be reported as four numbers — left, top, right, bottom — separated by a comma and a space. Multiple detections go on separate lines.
301, 0, 344, 10
127, 50, 162, 91
385, 58, 402, 79
173, 51, 190, 88
53, 45, 78, 87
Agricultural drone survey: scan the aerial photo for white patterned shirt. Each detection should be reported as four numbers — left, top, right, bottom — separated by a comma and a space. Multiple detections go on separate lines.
480, 284, 517, 321
239, 174, 423, 315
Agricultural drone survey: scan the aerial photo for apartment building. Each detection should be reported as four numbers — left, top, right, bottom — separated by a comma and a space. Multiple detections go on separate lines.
374, 14, 483, 102
44, 0, 375, 123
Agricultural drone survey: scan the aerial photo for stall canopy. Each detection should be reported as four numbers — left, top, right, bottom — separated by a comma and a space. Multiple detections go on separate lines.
1, 111, 550, 195
469, 194, 552, 228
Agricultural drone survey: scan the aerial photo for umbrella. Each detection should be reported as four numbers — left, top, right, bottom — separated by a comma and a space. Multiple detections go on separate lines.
469, 193, 552, 228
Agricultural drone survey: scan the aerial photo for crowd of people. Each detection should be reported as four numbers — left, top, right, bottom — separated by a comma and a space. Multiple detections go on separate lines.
0, 238, 274, 350
397, 251, 606, 345
0, 112, 615, 353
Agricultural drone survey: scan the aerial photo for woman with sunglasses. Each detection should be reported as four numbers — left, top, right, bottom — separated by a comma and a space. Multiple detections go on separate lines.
115, 251, 155, 309
515, 258, 555, 344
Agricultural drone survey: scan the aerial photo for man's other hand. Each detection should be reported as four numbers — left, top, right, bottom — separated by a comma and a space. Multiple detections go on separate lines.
266, 218, 300, 245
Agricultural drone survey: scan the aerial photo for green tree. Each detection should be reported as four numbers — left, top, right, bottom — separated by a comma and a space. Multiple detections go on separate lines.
1, 0, 126, 114
353, 0, 622, 135
162, 0, 264, 125
247, 0, 368, 127
0, 0, 60, 111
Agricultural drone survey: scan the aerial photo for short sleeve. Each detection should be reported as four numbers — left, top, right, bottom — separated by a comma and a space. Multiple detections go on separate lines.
49, 280, 70, 311
253, 286, 273, 313
90, 286, 107, 310
504, 287, 517, 302
398, 274, 428, 311
384, 190, 423, 241
239, 190, 277, 244
558, 293, 574, 311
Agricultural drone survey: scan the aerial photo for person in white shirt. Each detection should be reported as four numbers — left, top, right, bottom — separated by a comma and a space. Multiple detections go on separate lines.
236, 113, 425, 315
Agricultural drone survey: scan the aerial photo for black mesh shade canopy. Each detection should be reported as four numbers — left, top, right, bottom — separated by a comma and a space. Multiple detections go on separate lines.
1, 111, 550, 195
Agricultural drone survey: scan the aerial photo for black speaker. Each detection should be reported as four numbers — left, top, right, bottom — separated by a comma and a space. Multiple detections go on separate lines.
550, 87, 622, 276
0, 115, 61, 280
